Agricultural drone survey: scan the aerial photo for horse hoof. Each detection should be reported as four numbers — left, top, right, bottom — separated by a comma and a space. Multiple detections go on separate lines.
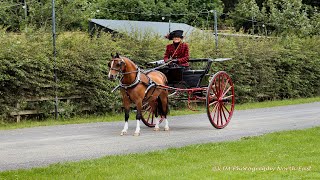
120, 131, 127, 136
164, 127, 170, 131
133, 132, 140, 136
154, 128, 160, 131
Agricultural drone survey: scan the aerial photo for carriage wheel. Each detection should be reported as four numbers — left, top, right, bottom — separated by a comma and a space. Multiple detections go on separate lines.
206, 71, 235, 129
141, 101, 164, 127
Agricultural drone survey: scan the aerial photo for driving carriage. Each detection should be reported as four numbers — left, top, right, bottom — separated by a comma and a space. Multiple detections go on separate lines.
108, 53, 235, 136
141, 58, 235, 129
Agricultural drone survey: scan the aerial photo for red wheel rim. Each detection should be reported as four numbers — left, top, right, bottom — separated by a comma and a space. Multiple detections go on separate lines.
206, 71, 235, 129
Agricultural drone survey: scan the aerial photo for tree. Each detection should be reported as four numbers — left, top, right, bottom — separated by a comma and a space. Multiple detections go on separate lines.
302, 0, 320, 7
231, 0, 262, 33
0, 0, 94, 31
0, 1, 25, 31
263, 0, 311, 35
94, 0, 224, 28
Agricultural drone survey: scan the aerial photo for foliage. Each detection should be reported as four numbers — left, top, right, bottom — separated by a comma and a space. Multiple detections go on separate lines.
263, 0, 311, 36
189, 31, 320, 102
0, 0, 94, 31
230, 0, 262, 33
231, 0, 320, 36
1, 0, 320, 36
92, 0, 225, 28
0, 0, 224, 31
0, 29, 320, 120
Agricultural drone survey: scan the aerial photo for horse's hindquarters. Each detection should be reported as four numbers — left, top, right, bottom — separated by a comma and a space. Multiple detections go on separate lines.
147, 71, 168, 86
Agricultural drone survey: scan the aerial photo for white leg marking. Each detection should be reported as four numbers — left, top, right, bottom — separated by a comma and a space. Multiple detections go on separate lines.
164, 118, 169, 131
134, 120, 141, 136
120, 122, 128, 136
154, 118, 160, 131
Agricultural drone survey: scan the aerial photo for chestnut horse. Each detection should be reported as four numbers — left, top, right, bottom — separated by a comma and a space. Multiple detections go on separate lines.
108, 53, 169, 136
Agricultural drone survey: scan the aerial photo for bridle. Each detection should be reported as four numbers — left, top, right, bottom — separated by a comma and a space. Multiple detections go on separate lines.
109, 57, 126, 73
109, 56, 144, 91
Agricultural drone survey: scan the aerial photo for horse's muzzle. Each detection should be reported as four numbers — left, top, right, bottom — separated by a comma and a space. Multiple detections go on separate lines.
108, 74, 116, 80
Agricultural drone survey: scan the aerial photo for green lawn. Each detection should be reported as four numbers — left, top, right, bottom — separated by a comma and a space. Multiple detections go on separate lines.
1, 126, 319, 179
1, 96, 320, 130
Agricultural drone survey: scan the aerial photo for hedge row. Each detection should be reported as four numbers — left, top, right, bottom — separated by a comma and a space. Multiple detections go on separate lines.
0, 29, 319, 120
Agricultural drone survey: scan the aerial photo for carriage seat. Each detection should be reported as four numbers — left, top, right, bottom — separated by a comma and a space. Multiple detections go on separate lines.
182, 70, 206, 87
183, 70, 206, 75
158, 68, 206, 87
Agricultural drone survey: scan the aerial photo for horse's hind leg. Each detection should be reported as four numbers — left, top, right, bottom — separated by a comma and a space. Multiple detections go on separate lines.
148, 100, 160, 131
134, 101, 142, 136
159, 92, 170, 131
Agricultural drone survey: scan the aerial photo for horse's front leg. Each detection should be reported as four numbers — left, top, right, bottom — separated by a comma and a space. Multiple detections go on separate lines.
121, 93, 130, 136
134, 101, 142, 136
120, 108, 130, 136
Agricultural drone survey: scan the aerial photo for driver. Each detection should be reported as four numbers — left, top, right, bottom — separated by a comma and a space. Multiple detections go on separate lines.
163, 30, 189, 67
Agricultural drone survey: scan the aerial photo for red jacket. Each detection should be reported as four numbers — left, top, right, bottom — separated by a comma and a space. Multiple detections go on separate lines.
164, 42, 189, 67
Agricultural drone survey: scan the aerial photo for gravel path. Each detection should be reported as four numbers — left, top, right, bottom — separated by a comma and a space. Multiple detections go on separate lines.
0, 102, 319, 171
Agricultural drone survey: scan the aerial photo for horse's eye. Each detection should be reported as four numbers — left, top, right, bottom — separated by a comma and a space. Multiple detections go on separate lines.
108, 61, 111, 68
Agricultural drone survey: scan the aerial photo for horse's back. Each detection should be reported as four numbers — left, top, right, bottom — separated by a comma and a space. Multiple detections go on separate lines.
146, 70, 167, 86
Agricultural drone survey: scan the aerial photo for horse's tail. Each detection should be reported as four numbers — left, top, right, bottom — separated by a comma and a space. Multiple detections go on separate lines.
157, 95, 169, 116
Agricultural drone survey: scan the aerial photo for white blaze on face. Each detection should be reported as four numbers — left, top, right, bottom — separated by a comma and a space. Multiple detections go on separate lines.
108, 60, 114, 79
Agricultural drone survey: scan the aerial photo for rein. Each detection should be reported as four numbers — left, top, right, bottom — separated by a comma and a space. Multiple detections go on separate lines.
144, 59, 175, 73
170, 41, 182, 60
144, 41, 183, 73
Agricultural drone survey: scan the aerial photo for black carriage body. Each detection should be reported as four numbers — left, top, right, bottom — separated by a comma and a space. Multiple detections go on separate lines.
158, 58, 213, 88
142, 57, 235, 129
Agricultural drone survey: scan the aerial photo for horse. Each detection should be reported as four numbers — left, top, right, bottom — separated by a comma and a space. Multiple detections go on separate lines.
108, 53, 169, 136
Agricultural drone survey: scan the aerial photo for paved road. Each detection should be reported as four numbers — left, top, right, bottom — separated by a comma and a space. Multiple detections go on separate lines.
1, 102, 320, 171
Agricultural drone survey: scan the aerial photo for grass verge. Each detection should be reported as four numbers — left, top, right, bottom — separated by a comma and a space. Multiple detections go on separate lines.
1, 126, 319, 179
0, 96, 319, 130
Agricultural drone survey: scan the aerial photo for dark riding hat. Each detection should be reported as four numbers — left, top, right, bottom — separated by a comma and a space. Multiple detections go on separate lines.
167, 30, 184, 40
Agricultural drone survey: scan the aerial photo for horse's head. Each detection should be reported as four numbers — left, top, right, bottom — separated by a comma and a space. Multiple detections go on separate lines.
108, 53, 126, 80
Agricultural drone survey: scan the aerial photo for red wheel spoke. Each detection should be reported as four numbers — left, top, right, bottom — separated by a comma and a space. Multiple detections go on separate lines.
212, 103, 219, 122
141, 102, 159, 127
221, 78, 230, 94
215, 104, 219, 126
209, 100, 218, 107
217, 75, 222, 97
221, 105, 228, 123
223, 94, 234, 100
210, 84, 219, 98
221, 86, 232, 98
211, 102, 219, 115
221, 103, 231, 115
146, 111, 151, 120
220, 75, 225, 97
218, 103, 223, 126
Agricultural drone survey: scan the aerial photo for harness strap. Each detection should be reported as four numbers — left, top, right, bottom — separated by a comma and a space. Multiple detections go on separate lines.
119, 67, 141, 89
111, 59, 160, 103
112, 68, 156, 93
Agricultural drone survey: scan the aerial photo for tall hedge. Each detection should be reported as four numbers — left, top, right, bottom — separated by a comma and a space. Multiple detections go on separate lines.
0, 29, 319, 120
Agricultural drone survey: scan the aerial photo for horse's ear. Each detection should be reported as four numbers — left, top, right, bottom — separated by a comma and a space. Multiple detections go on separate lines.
115, 52, 120, 58
111, 53, 114, 58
